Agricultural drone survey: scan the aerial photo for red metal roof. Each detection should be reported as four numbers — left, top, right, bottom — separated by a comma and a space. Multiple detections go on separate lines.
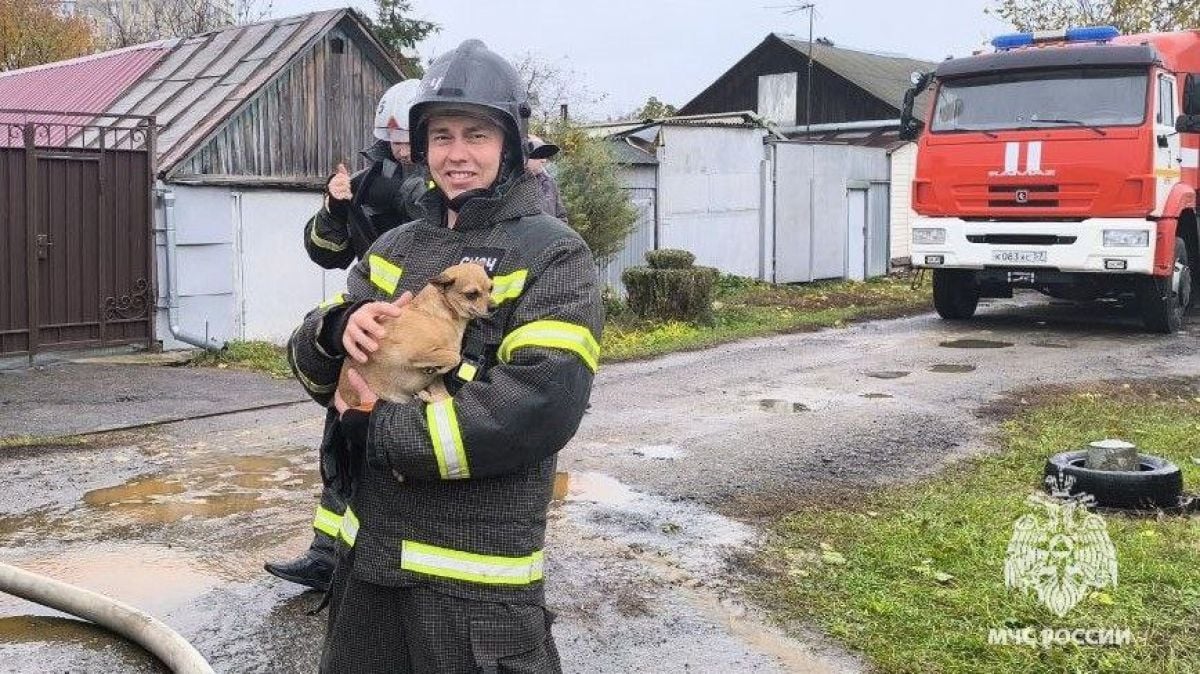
0, 45, 168, 146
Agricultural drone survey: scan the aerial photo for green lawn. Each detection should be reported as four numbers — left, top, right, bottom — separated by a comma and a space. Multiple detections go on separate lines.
194, 274, 933, 376
751, 384, 1200, 674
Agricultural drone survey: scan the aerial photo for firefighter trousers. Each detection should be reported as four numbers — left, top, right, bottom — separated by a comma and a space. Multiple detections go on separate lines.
319, 550, 561, 674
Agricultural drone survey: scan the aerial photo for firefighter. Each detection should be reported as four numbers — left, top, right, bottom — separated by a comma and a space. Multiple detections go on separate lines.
287, 39, 601, 672
265, 79, 427, 592
526, 134, 568, 222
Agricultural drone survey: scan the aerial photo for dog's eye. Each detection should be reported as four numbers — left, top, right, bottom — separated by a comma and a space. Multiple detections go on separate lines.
464, 290, 480, 300
422, 366, 439, 375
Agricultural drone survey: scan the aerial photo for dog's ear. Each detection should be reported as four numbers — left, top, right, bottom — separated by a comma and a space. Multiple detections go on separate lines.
429, 272, 455, 289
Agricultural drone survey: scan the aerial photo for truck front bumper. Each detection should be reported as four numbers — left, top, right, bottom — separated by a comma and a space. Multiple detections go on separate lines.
910, 217, 1156, 275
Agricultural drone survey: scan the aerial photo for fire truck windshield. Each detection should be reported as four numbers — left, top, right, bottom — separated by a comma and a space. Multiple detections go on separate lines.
929, 67, 1147, 133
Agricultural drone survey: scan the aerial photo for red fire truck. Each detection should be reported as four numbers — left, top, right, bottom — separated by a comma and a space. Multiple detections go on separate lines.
903, 26, 1200, 332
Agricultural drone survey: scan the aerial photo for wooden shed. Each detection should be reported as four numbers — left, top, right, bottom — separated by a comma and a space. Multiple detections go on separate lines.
0, 8, 404, 358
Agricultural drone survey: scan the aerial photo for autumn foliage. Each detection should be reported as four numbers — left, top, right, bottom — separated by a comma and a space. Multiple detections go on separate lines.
0, 0, 94, 72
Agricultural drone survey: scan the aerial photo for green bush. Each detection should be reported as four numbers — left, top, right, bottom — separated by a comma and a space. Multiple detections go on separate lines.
645, 248, 696, 269
622, 262, 718, 323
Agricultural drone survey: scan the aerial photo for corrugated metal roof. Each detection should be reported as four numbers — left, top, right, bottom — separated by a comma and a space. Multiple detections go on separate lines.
0, 9, 397, 173
776, 35, 935, 113
0, 44, 168, 143
606, 137, 657, 165
104, 8, 350, 172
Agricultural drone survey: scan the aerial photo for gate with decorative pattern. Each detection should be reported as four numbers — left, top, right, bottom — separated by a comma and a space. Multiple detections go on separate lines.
0, 110, 156, 358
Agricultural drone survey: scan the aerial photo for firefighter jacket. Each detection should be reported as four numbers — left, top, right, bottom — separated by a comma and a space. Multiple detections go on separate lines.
288, 171, 603, 603
304, 140, 428, 269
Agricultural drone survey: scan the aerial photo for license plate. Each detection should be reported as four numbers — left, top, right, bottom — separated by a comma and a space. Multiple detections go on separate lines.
992, 250, 1047, 264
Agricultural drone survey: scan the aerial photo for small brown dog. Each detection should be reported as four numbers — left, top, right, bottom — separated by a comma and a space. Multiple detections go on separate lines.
337, 262, 494, 407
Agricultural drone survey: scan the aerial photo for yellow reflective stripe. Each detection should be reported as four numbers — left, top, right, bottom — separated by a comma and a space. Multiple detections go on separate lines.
313, 505, 342, 537
368, 255, 403, 295
289, 332, 335, 394
426, 399, 469, 479
309, 221, 348, 252
490, 269, 528, 306
317, 292, 346, 309
339, 507, 360, 547
456, 361, 478, 382
498, 320, 600, 372
401, 540, 544, 585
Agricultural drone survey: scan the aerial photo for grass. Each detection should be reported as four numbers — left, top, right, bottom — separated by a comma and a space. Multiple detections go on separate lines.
601, 273, 931, 362
750, 383, 1200, 674
0, 434, 90, 450
190, 275, 932, 376
188, 340, 292, 379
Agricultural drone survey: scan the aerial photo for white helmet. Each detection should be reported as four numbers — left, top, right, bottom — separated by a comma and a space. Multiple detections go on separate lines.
373, 79, 421, 142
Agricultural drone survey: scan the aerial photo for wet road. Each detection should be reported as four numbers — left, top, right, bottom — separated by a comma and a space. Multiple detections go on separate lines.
2, 292, 1199, 673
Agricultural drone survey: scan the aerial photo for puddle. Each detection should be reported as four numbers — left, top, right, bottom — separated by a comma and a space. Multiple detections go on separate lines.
1031, 340, 1072, 349
866, 371, 909, 380
860, 393, 893, 399
633, 445, 683, 460
0, 544, 221, 618
759, 399, 809, 413
938, 339, 1013, 349
564, 472, 754, 579
929, 364, 976, 373
0, 615, 111, 648
81, 454, 312, 524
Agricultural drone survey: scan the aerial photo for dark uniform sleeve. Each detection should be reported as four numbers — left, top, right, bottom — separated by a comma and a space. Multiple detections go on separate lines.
303, 171, 367, 270
365, 234, 602, 481
287, 255, 372, 406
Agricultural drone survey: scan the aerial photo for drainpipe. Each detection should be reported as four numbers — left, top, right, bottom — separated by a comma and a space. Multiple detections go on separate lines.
159, 187, 224, 351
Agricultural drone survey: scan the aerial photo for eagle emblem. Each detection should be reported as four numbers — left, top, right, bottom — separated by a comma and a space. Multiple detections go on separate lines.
1003, 474, 1118, 617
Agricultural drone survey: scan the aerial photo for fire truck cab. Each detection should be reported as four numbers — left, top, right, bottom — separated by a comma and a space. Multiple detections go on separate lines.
905, 26, 1200, 332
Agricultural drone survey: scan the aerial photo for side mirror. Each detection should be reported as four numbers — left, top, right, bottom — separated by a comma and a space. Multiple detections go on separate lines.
900, 72, 933, 141
1185, 74, 1200, 116
1175, 113, 1200, 133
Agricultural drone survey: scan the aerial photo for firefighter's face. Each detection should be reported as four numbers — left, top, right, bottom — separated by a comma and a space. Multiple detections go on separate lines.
426, 115, 503, 200
390, 141, 410, 162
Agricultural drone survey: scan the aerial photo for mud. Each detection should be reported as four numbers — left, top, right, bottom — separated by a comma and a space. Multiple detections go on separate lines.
938, 338, 1014, 349
929, 364, 977, 373
3, 291, 1200, 672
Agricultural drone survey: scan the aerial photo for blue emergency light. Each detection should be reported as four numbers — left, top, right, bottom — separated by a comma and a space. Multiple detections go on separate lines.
991, 25, 1120, 50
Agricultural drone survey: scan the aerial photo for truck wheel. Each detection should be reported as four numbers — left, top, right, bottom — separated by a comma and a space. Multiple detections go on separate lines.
1137, 236, 1191, 333
932, 269, 979, 320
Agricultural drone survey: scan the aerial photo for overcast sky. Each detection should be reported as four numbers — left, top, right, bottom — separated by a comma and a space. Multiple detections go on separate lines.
271, 0, 1013, 119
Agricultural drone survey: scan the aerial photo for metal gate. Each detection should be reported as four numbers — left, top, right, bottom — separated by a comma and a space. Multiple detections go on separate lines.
0, 111, 156, 358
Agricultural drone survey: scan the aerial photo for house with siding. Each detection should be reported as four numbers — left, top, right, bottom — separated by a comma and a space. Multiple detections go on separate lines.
0, 8, 403, 359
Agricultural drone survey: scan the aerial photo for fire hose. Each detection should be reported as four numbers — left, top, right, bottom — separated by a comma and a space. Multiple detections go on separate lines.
0, 561, 214, 674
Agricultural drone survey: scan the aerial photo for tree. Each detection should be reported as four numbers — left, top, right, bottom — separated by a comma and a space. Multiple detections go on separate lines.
367, 0, 438, 77
0, 0, 93, 71
511, 52, 606, 126
551, 123, 637, 266
85, 0, 272, 49
988, 0, 1200, 33
627, 96, 677, 121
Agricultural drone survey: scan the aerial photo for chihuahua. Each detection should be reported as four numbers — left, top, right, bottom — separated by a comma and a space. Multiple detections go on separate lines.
337, 262, 494, 407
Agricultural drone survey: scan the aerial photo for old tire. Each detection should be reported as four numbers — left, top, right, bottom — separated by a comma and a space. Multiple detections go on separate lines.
1044, 450, 1182, 508
1137, 236, 1191, 333
932, 269, 979, 320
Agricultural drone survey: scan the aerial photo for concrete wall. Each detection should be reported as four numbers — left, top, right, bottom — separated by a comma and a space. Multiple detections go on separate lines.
155, 184, 348, 349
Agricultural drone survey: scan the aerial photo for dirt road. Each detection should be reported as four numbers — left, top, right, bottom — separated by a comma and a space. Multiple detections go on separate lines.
2, 294, 1197, 673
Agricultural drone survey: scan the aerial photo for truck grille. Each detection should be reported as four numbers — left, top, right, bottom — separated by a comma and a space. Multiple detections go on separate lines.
986, 184, 1059, 208
965, 234, 1077, 245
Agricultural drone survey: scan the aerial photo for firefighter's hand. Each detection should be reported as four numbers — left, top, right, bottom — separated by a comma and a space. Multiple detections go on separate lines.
334, 368, 378, 416
327, 163, 352, 202
342, 291, 412, 364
